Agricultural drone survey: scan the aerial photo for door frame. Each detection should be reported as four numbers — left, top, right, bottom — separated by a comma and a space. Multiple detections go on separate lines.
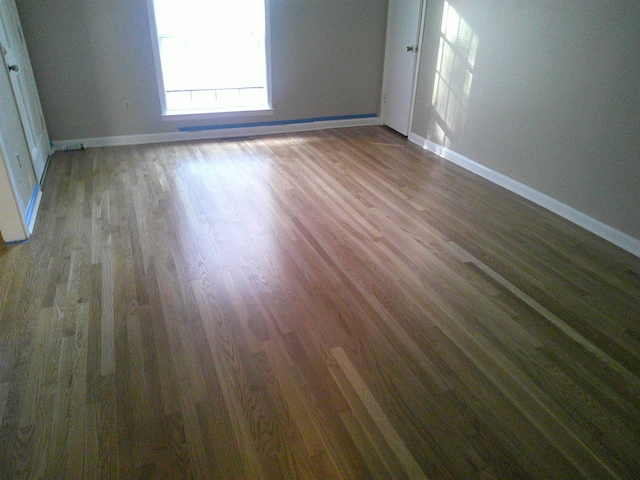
380, 0, 428, 136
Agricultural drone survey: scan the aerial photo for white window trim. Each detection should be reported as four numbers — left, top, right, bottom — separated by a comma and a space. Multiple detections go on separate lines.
161, 107, 274, 122
146, 0, 273, 121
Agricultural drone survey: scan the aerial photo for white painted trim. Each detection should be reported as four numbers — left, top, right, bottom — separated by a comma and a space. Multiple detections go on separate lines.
52, 116, 381, 151
379, 6, 390, 125
264, 0, 273, 110
410, 135, 640, 258
408, 132, 425, 147
27, 188, 42, 234
162, 107, 274, 122
145, 0, 168, 116
406, 0, 428, 136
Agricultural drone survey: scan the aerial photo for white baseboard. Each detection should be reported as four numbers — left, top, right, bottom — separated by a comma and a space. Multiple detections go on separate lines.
52, 116, 381, 151
409, 134, 640, 258
408, 132, 425, 148
27, 188, 42, 235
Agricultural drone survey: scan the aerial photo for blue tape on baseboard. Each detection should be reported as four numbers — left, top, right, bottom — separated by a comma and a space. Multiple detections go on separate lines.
24, 183, 39, 228
179, 113, 378, 133
3, 238, 29, 246
4, 184, 39, 245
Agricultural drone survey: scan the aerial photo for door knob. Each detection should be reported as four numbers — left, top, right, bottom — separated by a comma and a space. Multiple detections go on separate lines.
406, 46, 415, 52
8, 64, 19, 72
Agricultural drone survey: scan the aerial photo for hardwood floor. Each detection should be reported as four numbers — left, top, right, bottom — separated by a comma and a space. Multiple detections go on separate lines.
1, 126, 639, 479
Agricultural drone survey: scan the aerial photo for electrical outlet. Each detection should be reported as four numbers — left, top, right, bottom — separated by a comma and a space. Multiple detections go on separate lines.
124, 101, 130, 112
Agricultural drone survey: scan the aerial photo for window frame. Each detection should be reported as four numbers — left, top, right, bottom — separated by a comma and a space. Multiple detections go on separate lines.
146, 0, 273, 121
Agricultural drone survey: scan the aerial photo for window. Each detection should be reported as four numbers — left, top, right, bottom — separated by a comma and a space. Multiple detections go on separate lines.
148, 0, 272, 118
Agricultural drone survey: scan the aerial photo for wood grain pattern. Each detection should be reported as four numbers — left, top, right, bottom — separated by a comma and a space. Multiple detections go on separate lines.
1, 126, 639, 478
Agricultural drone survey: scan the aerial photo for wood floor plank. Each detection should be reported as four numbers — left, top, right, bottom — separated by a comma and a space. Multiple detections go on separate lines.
330, 346, 430, 480
448, 241, 640, 392
64, 302, 90, 479
1, 126, 639, 478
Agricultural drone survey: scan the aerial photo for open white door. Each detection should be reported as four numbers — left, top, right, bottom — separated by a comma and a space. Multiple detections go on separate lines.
0, 54, 38, 242
381, 0, 424, 136
0, 0, 50, 181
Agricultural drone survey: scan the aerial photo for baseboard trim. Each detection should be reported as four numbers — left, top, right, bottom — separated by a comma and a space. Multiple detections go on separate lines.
39, 153, 54, 187
409, 134, 640, 258
26, 188, 42, 235
52, 115, 381, 151
25, 184, 41, 234
408, 132, 425, 148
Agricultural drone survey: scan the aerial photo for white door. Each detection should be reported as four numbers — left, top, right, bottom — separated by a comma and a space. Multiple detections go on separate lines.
381, 0, 423, 136
0, 0, 50, 181
0, 55, 37, 241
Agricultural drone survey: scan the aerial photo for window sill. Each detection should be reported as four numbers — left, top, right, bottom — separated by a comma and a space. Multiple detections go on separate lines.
162, 107, 274, 122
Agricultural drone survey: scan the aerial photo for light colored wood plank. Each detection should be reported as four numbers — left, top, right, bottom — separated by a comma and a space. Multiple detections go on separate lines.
331, 346, 427, 480
100, 232, 115, 376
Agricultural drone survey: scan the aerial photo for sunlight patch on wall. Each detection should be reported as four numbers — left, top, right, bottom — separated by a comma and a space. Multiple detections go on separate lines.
431, 1, 478, 148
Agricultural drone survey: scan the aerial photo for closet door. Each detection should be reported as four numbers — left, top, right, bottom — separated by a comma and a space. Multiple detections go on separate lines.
381, 0, 424, 136
0, 0, 50, 181
0, 56, 37, 242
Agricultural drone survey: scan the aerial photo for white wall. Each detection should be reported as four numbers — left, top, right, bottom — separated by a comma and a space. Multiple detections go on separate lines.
412, 0, 640, 243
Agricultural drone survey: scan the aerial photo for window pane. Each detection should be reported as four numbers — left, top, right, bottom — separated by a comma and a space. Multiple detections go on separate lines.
165, 91, 192, 111
152, 0, 269, 112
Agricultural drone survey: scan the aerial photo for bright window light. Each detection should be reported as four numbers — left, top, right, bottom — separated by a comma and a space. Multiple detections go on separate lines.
149, 0, 271, 116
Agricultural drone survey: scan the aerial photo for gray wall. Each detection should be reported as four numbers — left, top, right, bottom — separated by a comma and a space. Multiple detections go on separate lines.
16, 0, 387, 140
413, 0, 640, 241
